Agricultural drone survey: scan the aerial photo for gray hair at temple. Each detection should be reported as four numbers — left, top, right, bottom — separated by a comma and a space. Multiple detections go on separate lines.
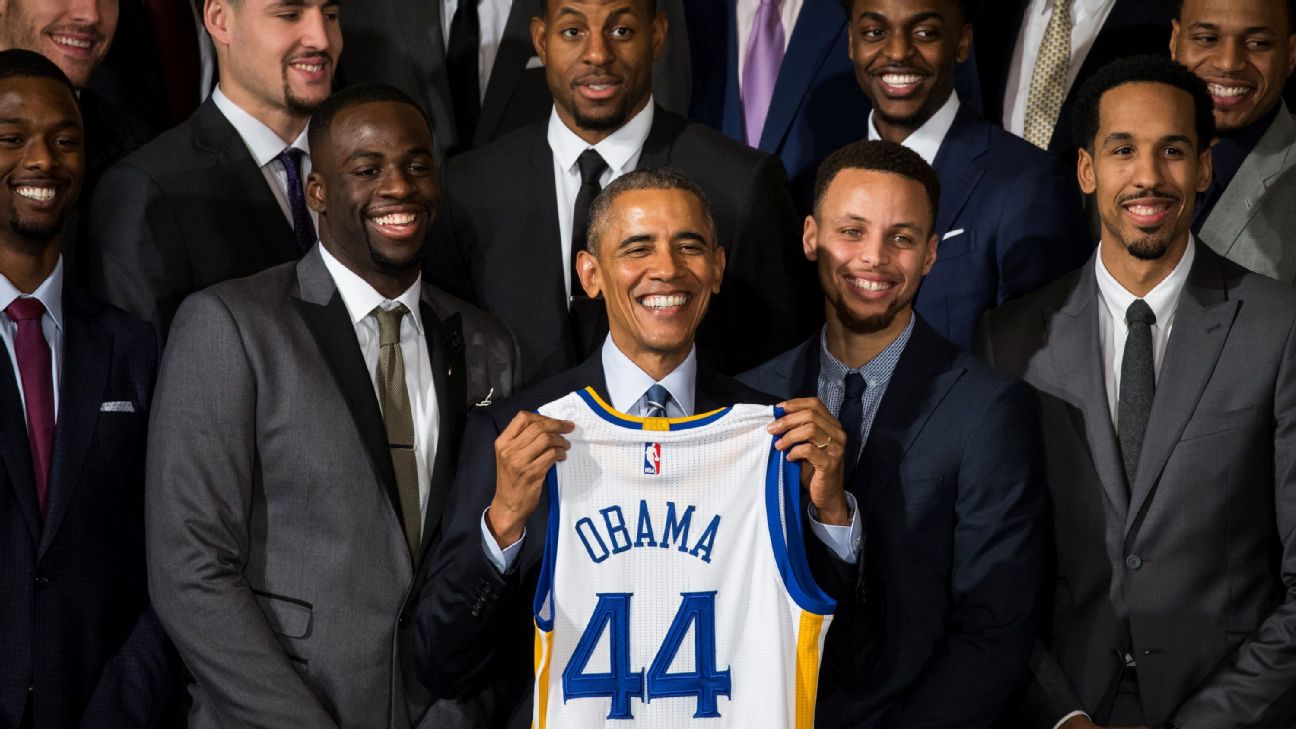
585, 167, 717, 255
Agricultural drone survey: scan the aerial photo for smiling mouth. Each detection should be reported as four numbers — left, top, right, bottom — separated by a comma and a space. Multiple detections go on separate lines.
15, 185, 57, 202
1207, 82, 1253, 99
50, 33, 96, 51
638, 293, 690, 310
366, 210, 424, 237
847, 276, 894, 292
1121, 197, 1177, 226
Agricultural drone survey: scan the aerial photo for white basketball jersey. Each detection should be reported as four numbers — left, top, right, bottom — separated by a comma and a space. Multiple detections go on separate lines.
532, 387, 835, 729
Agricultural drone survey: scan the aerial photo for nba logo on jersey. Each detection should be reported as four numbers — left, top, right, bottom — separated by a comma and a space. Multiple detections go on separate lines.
643, 443, 661, 475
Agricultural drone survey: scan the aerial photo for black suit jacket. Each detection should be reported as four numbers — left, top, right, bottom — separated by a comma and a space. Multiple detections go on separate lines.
0, 285, 177, 729
85, 97, 300, 334
971, 0, 1175, 158
740, 316, 1048, 728
425, 106, 811, 384
414, 353, 778, 729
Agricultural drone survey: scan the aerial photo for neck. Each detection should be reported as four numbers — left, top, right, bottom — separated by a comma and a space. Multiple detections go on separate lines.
871, 88, 949, 144
559, 96, 651, 146
0, 238, 59, 294
219, 81, 309, 144
611, 331, 690, 382
824, 306, 911, 369
321, 238, 420, 300
1099, 234, 1190, 297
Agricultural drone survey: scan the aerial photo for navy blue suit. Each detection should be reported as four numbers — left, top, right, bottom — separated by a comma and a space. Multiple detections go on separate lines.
918, 104, 1092, 350
739, 316, 1047, 728
0, 286, 176, 729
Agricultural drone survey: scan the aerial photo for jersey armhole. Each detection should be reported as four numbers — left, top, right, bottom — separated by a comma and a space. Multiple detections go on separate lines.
764, 407, 836, 616
533, 466, 561, 631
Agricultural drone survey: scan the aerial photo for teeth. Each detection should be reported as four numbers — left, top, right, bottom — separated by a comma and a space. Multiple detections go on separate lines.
372, 213, 416, 226
641, 294, 687, 309
52, 35, 92, 49
291, 62, 324, 73
589, 84, 610, 91
16, 186, 54, 201
1127, 204, 1165, 216
881, 73, 922, 86
1208, 83, 1251, 98
849, 278, 892, 292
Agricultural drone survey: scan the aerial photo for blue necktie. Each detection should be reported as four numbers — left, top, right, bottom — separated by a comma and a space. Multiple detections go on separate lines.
643, 384, 672, 419
276, 147, 316, 254
840, 373, 866, 483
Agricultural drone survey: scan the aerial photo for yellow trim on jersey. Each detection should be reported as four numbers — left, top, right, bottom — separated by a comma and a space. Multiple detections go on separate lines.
581, 386, 727, 429
795, 611, 826, 729
533, 623, 554, 729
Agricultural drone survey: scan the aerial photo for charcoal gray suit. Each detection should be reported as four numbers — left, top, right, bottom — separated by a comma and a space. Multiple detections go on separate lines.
146, 246, 520, 728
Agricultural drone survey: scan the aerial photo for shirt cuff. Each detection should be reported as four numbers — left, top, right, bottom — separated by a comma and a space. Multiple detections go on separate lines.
807, 491, 862, 564
480, 507, 525, 573
1052, 711, 1089, 729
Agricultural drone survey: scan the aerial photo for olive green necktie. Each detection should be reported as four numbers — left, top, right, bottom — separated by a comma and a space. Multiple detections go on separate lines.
1024, 0, 1074, 149
373, 304, 421, 560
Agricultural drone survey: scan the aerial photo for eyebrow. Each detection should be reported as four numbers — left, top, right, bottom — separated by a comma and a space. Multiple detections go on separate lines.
1187, 21, 1276, 34
1101, 132, 1194, 146
856, 10, 943, 23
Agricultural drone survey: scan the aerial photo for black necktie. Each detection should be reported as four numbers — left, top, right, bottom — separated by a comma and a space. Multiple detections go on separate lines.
446, 0, 481, 151
570, 149, 608, 302
1118, 299, 1156, 488
839, 372, 866, 483
275, 148, 316, 254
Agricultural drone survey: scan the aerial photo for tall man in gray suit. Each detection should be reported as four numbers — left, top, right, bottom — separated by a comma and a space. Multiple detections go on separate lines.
1173, 0, 1296, 282
146, 83, 520, 729
978, 56, 1296, 728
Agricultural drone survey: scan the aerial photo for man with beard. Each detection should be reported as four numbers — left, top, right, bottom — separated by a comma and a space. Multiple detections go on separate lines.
145, 82, 520, 729
0, 48, 176, 729
741, 139, 1048, 728
425, 0, 809, 382
979, 55, 1296, 728
1173, 0, 1296, 283
83, 0, 341, 334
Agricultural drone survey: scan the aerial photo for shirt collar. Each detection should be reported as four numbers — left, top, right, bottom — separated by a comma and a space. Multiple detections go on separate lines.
600, 334, 697, 416
0, 257, 64, 332
867, 92, 960, 165
1034, 0, 1114, 22
318, 244, 425, 335
211, 85, 310, 168
548, 98, 655, 176
1095, 235, 1196, 328
818, 314, 915, 383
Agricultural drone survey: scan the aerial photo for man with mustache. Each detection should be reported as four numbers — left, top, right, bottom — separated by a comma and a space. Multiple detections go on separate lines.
846, 0, 1093, 351
1173, 0, 1296, 283
84, 0, 341, 335
146, 82, 520, 728
979, 55, 1296, 728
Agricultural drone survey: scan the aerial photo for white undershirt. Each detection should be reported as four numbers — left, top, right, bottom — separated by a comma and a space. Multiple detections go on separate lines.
211, 86, 317, 231
866, 92, 961, 165
441, 0, 512, 102
735, 0, 803, 88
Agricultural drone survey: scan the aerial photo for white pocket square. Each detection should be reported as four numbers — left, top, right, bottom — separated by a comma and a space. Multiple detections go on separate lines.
942, 228, 965, 240
524, 55, 545, 70
100, 401, 136, 413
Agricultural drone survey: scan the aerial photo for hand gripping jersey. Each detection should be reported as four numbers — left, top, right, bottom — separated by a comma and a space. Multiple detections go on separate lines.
532, 388, 835, 729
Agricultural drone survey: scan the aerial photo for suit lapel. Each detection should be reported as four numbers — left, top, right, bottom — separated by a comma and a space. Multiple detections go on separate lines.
1201, 105, 1296, 255
638, 107, 680, 168
477, 1, 536, 145
975, 0, 1028, 126
528, 131, 569, 317
931, 106, 988, 233
1125, 249, 1236, 537
418, 300, 466, 555
758, 1, 848, 152
38, 290, 110, 557
0, 333, 39, 544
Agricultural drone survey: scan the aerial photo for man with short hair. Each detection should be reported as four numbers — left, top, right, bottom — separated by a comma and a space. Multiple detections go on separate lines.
146, 82, 519, 729
426, 0, 809, 382
0, 48, 176, 729
742, 139, 1047, 728
847, 0, 1092, 350
87, 0, 341, 333
979, 55, 1296, 728
1173, 0, 1296, 282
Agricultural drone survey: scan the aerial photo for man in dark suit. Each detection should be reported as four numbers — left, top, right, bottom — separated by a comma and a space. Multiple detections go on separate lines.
416, 167, 854, 728
86, 0, 341, 334
0, 49, 176, 729
847, 0, 1091, 349
426, 0, 808, 383
979, 56, 1296, 728
742, 140, 1047, 728
971, 0, 1175, 156
147, 83, 519, 729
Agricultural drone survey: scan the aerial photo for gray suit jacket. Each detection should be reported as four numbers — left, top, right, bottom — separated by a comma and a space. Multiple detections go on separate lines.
1201, 103, 1296, 283
977, 243, 1296, 728
146, 247, 520, 728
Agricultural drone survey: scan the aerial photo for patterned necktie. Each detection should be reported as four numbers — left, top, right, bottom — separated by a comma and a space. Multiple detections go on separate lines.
6, 297, 53, 517
570, 149, 608, 301
275, 147, 317, 254
373, 304, 422, 561
1023, 0, 1074, 149
742, 0, 785, 147
447, 0, 482, 151
839, 372, 866, 483
643, 384, 672, 419
1118, 299, 1156, 490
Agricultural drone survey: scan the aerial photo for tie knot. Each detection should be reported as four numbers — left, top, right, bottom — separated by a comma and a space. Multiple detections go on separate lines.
843, 371, 866, 400
576, 149, 608, 185
1126, 299, 1155, 327
5, 296, 44, 323
372, 303, 409, 347
644, 383, 672, 418
276, 147, 305, 173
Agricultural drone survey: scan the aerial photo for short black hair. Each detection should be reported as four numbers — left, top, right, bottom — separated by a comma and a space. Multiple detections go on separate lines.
1072, 55, 1216, 151
813, 140, 941, 225
586, 167, 715, 253
0, 49, 76, 98
539, 0, 658, 16
1174, 0, 1296, 33
308, 82, 430, 156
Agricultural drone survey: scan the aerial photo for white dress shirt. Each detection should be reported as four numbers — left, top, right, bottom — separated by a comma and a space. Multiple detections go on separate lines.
735, 0, 804, 88
867, 92, 961, 165
441, 0, 513, 103
1002, 0, 1118, 138
319, 244, 440, 524
547, 100, 654, 298
211, 86, 317, 230
0, 259, 64, 422
482, 335, 862, 571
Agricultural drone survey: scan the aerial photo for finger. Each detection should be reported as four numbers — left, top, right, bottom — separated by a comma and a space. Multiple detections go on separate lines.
767, 407, 819, 434
777, 396, 830, 415
512, 430, 572, 466
774, 421, 830, 451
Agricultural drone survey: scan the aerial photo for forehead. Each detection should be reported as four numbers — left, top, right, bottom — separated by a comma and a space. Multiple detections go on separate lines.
1178, 0, 1288, 29
1097, 82, 1197, 139
824, 168, 930, 217
0, 76, 80, 122
545, 0, 652, 21
606, 187, 708, 231
850, 0, 960, 21
327, 101, 431, 154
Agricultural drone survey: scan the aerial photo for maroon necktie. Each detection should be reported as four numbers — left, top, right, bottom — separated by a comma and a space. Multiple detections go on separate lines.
6, 297, 53, 517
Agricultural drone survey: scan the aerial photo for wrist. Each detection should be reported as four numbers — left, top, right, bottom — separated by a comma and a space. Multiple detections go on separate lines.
486, 502, 524, 547
815, 495, 851, 526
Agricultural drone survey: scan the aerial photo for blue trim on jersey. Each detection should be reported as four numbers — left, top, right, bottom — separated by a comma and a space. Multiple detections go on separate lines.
534, 466, 561, 632
576, 387, 733, 430
764, 406, 836, 616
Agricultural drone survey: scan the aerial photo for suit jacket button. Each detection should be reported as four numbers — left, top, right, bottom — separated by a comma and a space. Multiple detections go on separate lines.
399, 614, 410, 629
470, 607, 481, 617
33, 574, 48, 586
1125, 554, 1143, 570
